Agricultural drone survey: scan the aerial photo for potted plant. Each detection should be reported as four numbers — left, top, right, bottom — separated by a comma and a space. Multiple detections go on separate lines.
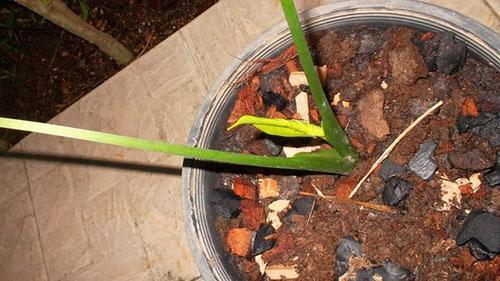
0, 0, 498, 280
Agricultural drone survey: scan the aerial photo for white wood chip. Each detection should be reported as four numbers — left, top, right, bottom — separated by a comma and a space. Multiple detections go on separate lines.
255, 255, 267, 274
333, 92, 341, 106
283, 145, 322, 157
266, 264, 299, 280
289, 71, 308, 86
438, 174, 462, 211
266, 199, 290, 230
259, 178, 280, 199
381, 80, 388, 89
295, 91, 310, 122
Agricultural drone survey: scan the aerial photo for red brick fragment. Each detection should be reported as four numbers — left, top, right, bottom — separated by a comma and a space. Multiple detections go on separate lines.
461, 96, 479, 117
226, 228, 253, 257
240, 200, 265, 230
232, 178, 257, 200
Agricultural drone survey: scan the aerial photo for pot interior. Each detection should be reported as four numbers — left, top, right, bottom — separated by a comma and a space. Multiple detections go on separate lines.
182, 3, 499, 281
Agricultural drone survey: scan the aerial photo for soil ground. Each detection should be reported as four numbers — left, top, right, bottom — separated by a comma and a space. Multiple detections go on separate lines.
0, 0, 217, 148
212, 25, 499, 280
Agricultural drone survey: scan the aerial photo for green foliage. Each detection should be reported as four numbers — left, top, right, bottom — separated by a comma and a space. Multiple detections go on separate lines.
78, 0, 90, 21
228, 115, 325, 139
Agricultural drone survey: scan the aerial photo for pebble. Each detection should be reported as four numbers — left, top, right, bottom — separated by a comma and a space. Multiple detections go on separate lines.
262, 138, 282, 156
357, 30, 382, 55
262, 91, 287, 111
456, 210, 500, 260
379, 158, 407, 181
335, 236, 363, 277
292, 197, 315, 215
209, 189, 240, 218
252, 224, 276, 256
485, 169, 500, 187
408, 141, 438, 180
448, 148, 495, 172
358, 89, 390, 140
382, 177, 413, 206
435, 33, 467, 74
279, 176, 301, 200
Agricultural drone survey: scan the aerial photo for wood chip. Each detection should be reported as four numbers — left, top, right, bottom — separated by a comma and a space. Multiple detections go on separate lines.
259, 178, 280, 199
265, 264, 299, 280
295, 91, 310, 122
232, 178, 257, 200
333, 92, 341, 106
288, 71, 308, 86
380, 80, 388, 89
255, 254, 267, 274
266, 199, 290, 230
438, 174, 462, 211
226, 228, 253, 257
283, 145, 322, 157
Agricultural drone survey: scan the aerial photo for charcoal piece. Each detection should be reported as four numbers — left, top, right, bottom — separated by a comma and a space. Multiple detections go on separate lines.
448, 148, 495, 172
279, 176, 301, 200
435, 33, 467, 74
262, 138, 282, 156
209, 189, 240, 218
408, 141, 437, 180
371, 262, 412, 281
456, 113, 495, 133
379, 159, 407, 181
355, 269, 374, 281
468, 239, 496, 260
336, 237, 362, 277
252, 224, 276, 256
292, 197, 315, 215
475, 115, 500, 148
262, 91, 287, 110
456, 210, 500, 260
382, 177, 413, 206
485, 169, 500, 187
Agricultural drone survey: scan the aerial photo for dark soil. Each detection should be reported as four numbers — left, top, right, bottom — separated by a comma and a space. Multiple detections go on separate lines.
0, 0, 217, 148
211, 26, 499, 280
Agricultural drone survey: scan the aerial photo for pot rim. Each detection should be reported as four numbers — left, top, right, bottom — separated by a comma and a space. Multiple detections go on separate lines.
182, 1, 499, 280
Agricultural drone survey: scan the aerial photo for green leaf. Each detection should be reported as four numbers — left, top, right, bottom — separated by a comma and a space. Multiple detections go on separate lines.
280, 0, 359, 163
0, 117, 353, 174
228, 115, 324, 138
79, 0, 90, 21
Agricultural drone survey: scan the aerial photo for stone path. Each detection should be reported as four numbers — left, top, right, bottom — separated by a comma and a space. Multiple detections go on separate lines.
0, 1, 497, 280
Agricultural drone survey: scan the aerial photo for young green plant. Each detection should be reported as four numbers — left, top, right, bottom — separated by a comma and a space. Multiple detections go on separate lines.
0, 0, 359, 174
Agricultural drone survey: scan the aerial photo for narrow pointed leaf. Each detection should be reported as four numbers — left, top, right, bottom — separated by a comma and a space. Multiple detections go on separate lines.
0, 117, 353, 174
280, 0, 359, 163
228, 115, 324, 138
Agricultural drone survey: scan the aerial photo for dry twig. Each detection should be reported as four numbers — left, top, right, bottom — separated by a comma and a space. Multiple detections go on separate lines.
349, 100, 444, 198
299, 191, 396, 213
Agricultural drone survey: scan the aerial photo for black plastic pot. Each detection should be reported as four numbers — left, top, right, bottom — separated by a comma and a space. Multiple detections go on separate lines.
182, 1, 499, 280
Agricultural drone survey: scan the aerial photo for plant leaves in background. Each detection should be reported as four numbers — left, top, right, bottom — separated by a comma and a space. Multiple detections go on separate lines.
79, 0, 90, 21
228, 115, 325, 139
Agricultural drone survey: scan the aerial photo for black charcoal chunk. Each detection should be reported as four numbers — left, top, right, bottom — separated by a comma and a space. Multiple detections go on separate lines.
436, 33, 467, 74
262, 91, 287, 110
292, 197, 315, 215
209, 189, 240, 218
380, 159, 407, 182
408, 141, 437, 180
382, 177, 413, 206
468, 239, 496, 260
263, 138, 282, 156
456, 113, 495, 133
252, 224, 276, 256
371, 262, 412, 281
336, 237, 363, 277
475, 115, 500, 148
456, 210, 500, 260
485, 168, 500, 187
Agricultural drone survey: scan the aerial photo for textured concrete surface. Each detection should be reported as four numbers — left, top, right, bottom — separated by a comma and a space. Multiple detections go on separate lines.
0, 1, 497, 280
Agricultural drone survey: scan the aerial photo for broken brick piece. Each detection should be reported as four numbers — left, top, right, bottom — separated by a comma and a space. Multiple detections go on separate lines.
240, 200, 265, 230
232, 178, 258, 200
461, 96, 479, 117
226, 228, 253, 257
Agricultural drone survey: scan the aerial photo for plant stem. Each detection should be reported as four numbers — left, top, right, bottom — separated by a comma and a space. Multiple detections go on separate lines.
0, 117, 355, 174
280, 0, 358, 163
